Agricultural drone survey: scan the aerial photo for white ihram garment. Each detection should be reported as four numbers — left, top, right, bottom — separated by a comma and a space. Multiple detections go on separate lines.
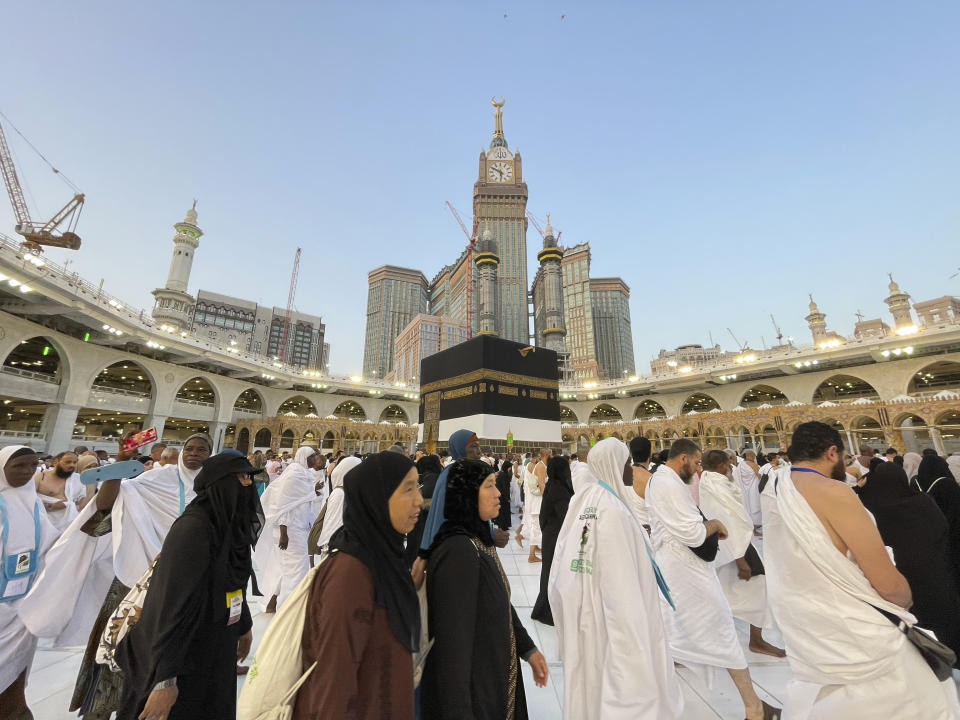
697, 470, 768, 627
0, 446, 59, 693
523, 463, 543, 546
20, 452, 200, 649
254, 446, 317, 607
647, 464, 747, 671
764, 469, 959, 720
735, 459, 762, 525
35, 471, 86, 535
315, 456, 361, 551
548, 438, 683, 720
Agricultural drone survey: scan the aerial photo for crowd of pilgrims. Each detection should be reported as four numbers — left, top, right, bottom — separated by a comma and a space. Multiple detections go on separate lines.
2, 423, 960, 719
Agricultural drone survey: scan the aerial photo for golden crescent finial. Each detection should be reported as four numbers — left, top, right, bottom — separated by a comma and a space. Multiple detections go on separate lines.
491, 96, 505, 108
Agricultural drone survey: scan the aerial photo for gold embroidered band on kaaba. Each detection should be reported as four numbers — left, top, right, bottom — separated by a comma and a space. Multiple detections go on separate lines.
419, 368, 559, 395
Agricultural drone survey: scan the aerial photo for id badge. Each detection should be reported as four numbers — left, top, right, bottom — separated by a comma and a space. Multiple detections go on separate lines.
226, 589, 243, 625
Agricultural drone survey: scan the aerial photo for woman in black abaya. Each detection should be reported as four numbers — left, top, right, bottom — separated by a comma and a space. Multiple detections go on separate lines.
115, 450, 263, 720
531, 456, 574, 625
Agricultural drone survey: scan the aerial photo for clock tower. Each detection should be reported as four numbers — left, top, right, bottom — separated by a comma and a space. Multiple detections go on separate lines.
474, 98, 529, 344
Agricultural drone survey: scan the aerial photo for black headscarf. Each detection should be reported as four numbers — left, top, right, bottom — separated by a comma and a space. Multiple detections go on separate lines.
857, 461, 918, 506
416, 454, 444, 500
328, 451, 420, 652
917, 455, 957, 492
547, 455, 574, 496
430, 458, 495, 550
190, 450, 264, 589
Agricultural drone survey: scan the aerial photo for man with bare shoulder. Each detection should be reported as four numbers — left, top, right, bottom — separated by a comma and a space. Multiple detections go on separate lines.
764, 421, 958, 719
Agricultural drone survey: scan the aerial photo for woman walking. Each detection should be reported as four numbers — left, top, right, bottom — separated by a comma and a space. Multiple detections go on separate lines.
422, 458, 548, 719
114, 450, 263, 720
531, 456, 574, 625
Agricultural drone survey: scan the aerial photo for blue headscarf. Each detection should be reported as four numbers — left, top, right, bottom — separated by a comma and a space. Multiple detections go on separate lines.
418, 429, 477, 553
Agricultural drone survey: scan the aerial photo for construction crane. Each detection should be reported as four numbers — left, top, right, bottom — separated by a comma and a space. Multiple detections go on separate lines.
445, 201, 477, 339
727, 327, 748, 352
770, 314, 784, 345
277, 247, 302, 364
524, 209, 561, 244
0, 115, 84, 252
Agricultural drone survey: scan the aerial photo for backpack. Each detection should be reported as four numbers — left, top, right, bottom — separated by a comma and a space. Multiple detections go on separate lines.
306, 496, 331, 556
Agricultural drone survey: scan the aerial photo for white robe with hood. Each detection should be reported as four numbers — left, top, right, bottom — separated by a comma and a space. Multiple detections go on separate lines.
763, 468, 959, 719
254, 446, 318, 607
697, 469, 768, 627
647, 464, 747, 672
0, 446, 59, 693
548, 438, 683, 720
20, 448, 203, 648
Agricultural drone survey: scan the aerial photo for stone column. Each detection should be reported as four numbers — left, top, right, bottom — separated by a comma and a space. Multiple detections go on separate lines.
845, 430, 856, 454
41, 403, 81, 453
930, 427, 946, 456
144, 413, 168, 439
209, 421, 229, 452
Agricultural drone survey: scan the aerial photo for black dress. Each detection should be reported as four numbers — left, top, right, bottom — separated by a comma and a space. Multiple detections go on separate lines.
531, 475, 572, 625
422, 533, 535, 720
114, 511, 252, 720
494, 465, 514, 531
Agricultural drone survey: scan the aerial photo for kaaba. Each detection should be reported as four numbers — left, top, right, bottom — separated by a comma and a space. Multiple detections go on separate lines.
418, 335, 562, 454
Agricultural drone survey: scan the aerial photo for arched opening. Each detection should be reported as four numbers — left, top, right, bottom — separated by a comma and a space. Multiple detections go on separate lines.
704, 426, 726, 449
73, 408, 144, 443
908, 361, 960, 395
634, 399, 667, 420
812, 374, 879, 403
301, 431, 318, 448
233, 388, 264, 415
175, 377, 216, 407
254, 428, 272, 448
562, 433, 575, 454
0, 396, 48, 440
740, 384, 789, 408
2, 336, 64, 384
379, 405, 408, 423
732, 425, 753, 450
280, 429, 295, 449
577, 434, 590, 453
936, 410, 960, 454
321, 431, 335, 452
589, 404, 622, 423
333, 401, 366, 421
224, 424, 236, 448
851, 416, 884, 450
896, 413, 931, 454
681, 393, 720, 414
278, 395, 318, 417
756, 424, 780, 452
92, 361, 153, 399
236, 428, 250, 455
342, 430, 360, 455
559, 405, 578, 423
362, 433, 378, 453
160, 417, 210, 445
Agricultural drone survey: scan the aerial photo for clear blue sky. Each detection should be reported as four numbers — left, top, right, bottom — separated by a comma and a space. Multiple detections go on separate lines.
3, 1, 958, 374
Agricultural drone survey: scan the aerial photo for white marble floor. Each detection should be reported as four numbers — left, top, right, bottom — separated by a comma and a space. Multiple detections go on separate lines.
27, 530, 793, 719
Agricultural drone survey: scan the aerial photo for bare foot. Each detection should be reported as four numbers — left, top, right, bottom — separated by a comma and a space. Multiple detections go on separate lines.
528, 554, 542, 563
515, 531, 524, 547
749, 640, 786, 658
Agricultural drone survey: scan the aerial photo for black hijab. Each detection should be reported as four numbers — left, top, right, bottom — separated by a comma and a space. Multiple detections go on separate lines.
547, 455, 574, 496
190, 450, 264, 588
857, 461, 918, 506
431, 458, 495, 549
328, 451, 420, 652
916, 455, 957, 492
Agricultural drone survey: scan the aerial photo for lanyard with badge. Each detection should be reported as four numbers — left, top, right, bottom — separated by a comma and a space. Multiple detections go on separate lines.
0, 495, 42, 602
597, 479, 676, 610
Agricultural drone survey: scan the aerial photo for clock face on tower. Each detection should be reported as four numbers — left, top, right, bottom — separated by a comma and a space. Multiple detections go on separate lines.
488, 161, 513, 183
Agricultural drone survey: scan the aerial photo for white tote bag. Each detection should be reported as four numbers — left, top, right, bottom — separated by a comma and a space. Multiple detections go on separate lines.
237, 553, 327, 720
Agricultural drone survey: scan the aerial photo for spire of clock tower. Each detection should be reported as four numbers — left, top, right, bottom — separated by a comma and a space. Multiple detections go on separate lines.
490, 96, 508, 148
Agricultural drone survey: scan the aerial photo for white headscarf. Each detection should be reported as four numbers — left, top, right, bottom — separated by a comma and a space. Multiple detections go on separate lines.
330, 456, 361, 490
586, 438, 631, 506
947, 455, 960, 483
902, 451, 922, 480
0, 446, 45, 556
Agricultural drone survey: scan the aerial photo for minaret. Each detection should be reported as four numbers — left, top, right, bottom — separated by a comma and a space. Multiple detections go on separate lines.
805, 294, 829, 344
536, 214, 567, 353
884, 274, 915, 331
474, 225, 499, 335
151, 201, 202, 332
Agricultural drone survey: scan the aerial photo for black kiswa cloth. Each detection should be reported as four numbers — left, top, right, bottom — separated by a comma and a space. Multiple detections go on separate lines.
115, 451, 262, 719
328, 451, 421, 653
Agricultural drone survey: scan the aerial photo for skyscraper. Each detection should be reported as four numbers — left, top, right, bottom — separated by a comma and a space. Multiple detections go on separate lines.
590, 277, 635, 380
363, 265, 429, 379
561, 243, 599, 381
473, 98, 529, 343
